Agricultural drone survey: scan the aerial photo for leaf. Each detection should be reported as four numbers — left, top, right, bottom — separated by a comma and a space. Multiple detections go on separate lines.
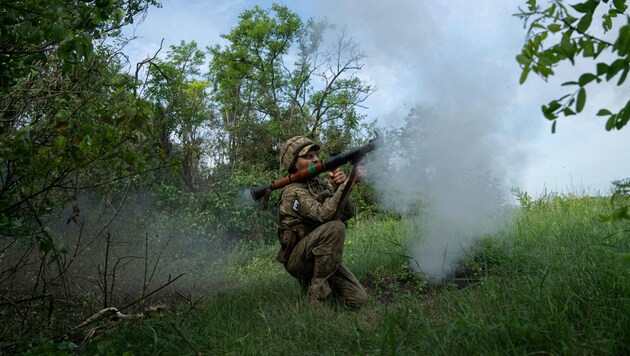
51, 24, 67, 42
564, 16, 578, 25
604, 15, 613, 32
123, 151, 136, 165
537, 52, 556, 67
516, 54, 532, 66
596, 62, 609, 75
519, 67, 531, 84
11, 219, 23, 229
597, 109, 613, 116
615, 23, 630, 55
526, 0, 537, 11
576, 87, 586, 112
619, 67, 629, 85
613, 0, 627, 11
606, 59, 628, 80
578, 73, 597, 86
53, 120, 70, 130
581, 38, 595, 57
533, 32, 548, 48
112, 8, 126, 24
605, 115, 616, 131
560, 33, 576, 61
571, 0, 599, 13
39, 238, 54, 253
619, 100, 630, 127
79, 135, 92, 153
537, 65, 554, 78
577, 12, 593, 33
618, 116, 628, 130
54, 136, 67, 150
551, 120, 557, 133
543, 100, 561, 120
596, 42, 607, 57
548, 100, 561, 112
548, 24, 562, 33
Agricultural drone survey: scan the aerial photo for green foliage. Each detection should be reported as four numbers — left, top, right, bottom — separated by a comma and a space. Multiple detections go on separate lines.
351, 180, 383, 217
151, 169, 278, 241
1, 48, 157, 242
142, 40, 212, 191
511, 186, 534, 208
0, 0, 160, 90
516, 0, 630, 132
600, 178, 630, 221
208, 4, 374, 173
207, 4, 305, 169
1, 0, 161, 243
16, 336, 78, 355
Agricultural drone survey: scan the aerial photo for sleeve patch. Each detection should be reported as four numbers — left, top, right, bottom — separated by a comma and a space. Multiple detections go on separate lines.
291, 199, 301, 212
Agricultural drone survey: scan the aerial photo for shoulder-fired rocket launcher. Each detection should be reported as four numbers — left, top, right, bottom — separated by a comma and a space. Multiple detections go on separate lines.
250, 135, 380, 203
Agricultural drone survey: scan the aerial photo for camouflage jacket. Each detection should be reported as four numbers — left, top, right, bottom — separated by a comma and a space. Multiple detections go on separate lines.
278, 176, 356, 238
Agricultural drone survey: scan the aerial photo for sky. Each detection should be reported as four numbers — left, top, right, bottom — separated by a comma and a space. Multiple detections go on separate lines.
121, 0, 630, 199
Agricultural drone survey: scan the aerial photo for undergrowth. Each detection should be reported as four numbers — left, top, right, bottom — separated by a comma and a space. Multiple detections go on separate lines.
10, 194, 630, 355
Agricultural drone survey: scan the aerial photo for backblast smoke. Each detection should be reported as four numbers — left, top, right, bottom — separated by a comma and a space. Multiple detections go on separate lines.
368, 106, 519, 284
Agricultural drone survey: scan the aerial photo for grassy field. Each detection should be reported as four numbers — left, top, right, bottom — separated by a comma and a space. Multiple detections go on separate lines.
16, 194, 630, 355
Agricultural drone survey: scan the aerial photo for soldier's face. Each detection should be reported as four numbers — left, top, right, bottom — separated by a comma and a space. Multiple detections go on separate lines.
295, 149, 319, 170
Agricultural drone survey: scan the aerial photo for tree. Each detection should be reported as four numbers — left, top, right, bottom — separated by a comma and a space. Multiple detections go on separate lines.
0, 0, 159, 280
142, 41, 212, 191
208, 4, 374, 174
0, 0, 160, 91
515, 0, 629, 133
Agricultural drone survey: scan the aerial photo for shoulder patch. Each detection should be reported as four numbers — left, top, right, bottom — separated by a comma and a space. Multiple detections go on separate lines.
291, 199, 301, 212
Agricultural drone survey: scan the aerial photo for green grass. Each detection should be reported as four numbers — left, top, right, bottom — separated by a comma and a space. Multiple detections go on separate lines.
23, 194, 630, 355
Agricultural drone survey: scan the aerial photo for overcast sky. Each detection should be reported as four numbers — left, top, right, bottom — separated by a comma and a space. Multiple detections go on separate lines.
122, 0, 630, 198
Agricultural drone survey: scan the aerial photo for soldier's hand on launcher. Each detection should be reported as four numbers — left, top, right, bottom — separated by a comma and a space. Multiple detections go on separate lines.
328, 164, 366, 188
328, 167, 346, 187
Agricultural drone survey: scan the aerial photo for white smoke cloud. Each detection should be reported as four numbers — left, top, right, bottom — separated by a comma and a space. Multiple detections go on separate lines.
315, 0, 527, 282
369, 103, 517, 283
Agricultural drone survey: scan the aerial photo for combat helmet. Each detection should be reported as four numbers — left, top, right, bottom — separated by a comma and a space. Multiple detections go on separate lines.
280, 136, 320, 173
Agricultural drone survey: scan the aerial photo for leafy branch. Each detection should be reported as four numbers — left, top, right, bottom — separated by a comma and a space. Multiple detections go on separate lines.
515, 0, 630, 132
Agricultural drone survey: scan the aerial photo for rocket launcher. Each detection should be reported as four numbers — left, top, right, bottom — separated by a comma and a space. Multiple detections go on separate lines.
250, 135, 380, 207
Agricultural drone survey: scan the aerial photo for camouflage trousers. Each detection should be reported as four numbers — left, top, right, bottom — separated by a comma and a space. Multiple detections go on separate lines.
284, 220, 367, 309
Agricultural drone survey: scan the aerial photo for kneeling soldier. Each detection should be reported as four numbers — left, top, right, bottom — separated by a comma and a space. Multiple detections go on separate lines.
276, 136, 368, 309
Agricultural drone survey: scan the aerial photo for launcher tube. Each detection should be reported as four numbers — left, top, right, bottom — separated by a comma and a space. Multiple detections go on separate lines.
250, 136, 379, 202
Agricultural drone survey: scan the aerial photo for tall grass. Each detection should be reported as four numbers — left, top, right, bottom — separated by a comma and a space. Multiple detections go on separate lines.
32, 194, 630, 355
437, 193, 630, 354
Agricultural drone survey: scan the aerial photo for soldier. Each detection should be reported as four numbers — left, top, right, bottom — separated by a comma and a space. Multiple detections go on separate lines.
276, 136, 368, 309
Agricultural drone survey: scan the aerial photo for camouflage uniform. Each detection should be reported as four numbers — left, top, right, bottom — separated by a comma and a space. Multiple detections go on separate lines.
276, 136, 367, 309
